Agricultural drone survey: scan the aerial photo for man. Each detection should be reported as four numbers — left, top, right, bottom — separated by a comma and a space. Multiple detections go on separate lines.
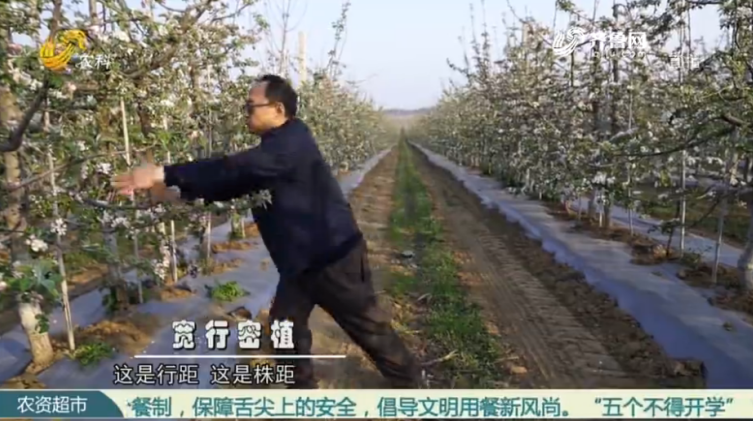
111, 74, 421, 388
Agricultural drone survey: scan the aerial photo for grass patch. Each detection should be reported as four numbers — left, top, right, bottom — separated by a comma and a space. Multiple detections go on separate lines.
73, 342, 115, 367
387, 143, 503, 387
388, 272, 418, 297
205, 280, 247, 302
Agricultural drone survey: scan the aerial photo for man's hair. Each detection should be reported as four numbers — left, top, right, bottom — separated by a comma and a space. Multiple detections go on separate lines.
258, 74, 298, 118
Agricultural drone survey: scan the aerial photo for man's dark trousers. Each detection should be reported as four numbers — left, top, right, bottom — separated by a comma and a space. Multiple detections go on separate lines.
269, 238, 420, 388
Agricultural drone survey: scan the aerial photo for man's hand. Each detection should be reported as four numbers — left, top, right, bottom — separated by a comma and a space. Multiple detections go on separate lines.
111, 163, 165, 195
148, 182, 182, 205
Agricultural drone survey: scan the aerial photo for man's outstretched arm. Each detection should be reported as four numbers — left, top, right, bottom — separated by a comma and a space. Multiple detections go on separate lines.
162, 142, 306, 202
111, 132, 307, 200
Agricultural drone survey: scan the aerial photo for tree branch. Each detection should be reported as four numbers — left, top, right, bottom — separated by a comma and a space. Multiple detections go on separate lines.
123, 0, 218, 80
2, 151, 129, 193
0, 78, 51, 153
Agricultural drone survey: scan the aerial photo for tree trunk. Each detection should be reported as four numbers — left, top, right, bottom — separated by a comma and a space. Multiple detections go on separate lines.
18, 297, 54, 367
88, 0, 98, 24
3, 151, 28, 260
587, 191, 597, 221
103, 224, 129, 311
120, 99, 143, 304
0, 27, 27, 257
157, 222, 171, 284
737, 198, 753, 291
712, 145, 739, 285
230, 211, 241, 239
165, 150, 179, 284
201, 214, 212, 268
48, 151, 75, 351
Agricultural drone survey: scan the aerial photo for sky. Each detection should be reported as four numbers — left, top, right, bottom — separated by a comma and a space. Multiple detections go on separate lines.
261, 0, 725, 109
19, 0, 727, 110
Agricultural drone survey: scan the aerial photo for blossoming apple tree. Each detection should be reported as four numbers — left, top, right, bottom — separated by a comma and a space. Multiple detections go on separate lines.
0, 0, 392, 367
411, 0, 753, 293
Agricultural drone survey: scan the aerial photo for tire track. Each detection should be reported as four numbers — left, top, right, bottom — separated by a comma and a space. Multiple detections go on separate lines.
412, 146, 704, 389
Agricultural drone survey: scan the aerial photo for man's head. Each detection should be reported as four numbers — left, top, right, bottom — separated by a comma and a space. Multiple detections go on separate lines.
246, 74, 298, 134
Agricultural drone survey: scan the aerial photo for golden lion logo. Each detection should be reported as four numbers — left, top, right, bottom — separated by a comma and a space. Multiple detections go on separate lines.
39, 29, 88, 72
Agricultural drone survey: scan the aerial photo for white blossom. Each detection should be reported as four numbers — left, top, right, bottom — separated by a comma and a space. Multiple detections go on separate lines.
50, 89, 67, 100
9, 66, 35, 87
112, 216, 130, 229
592, 173, 606, 184
11, 261, 22, 279
250, 190, 273, 209
100, 211, 114, 225
96, 162, 112, 175
151, 259, 167, 281
50, 218, 67, 237
112, 30, 130, 42
26, 236, 48, 253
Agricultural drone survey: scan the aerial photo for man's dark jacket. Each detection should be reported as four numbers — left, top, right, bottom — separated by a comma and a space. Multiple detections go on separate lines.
163, 118, 363, 281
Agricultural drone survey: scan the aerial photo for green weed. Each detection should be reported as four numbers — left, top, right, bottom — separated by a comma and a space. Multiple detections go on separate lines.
74, 342, 115, 367
205, 280, 246, 302
386, 143, 503, 387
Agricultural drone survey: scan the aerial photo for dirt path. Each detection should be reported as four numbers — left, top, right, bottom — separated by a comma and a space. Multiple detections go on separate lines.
411, 146, 705, 389
304, 150, 403, 388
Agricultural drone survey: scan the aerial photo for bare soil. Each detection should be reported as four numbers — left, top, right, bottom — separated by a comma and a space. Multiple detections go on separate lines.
411, 147, 706, 389
64, 312, 164, 357
2, 372, 46, 389
205, 258, 244, 275
544, 202, 753, 321
211, 239, 254, 254
153, 285, 194, 301
244, 223, 260, 238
